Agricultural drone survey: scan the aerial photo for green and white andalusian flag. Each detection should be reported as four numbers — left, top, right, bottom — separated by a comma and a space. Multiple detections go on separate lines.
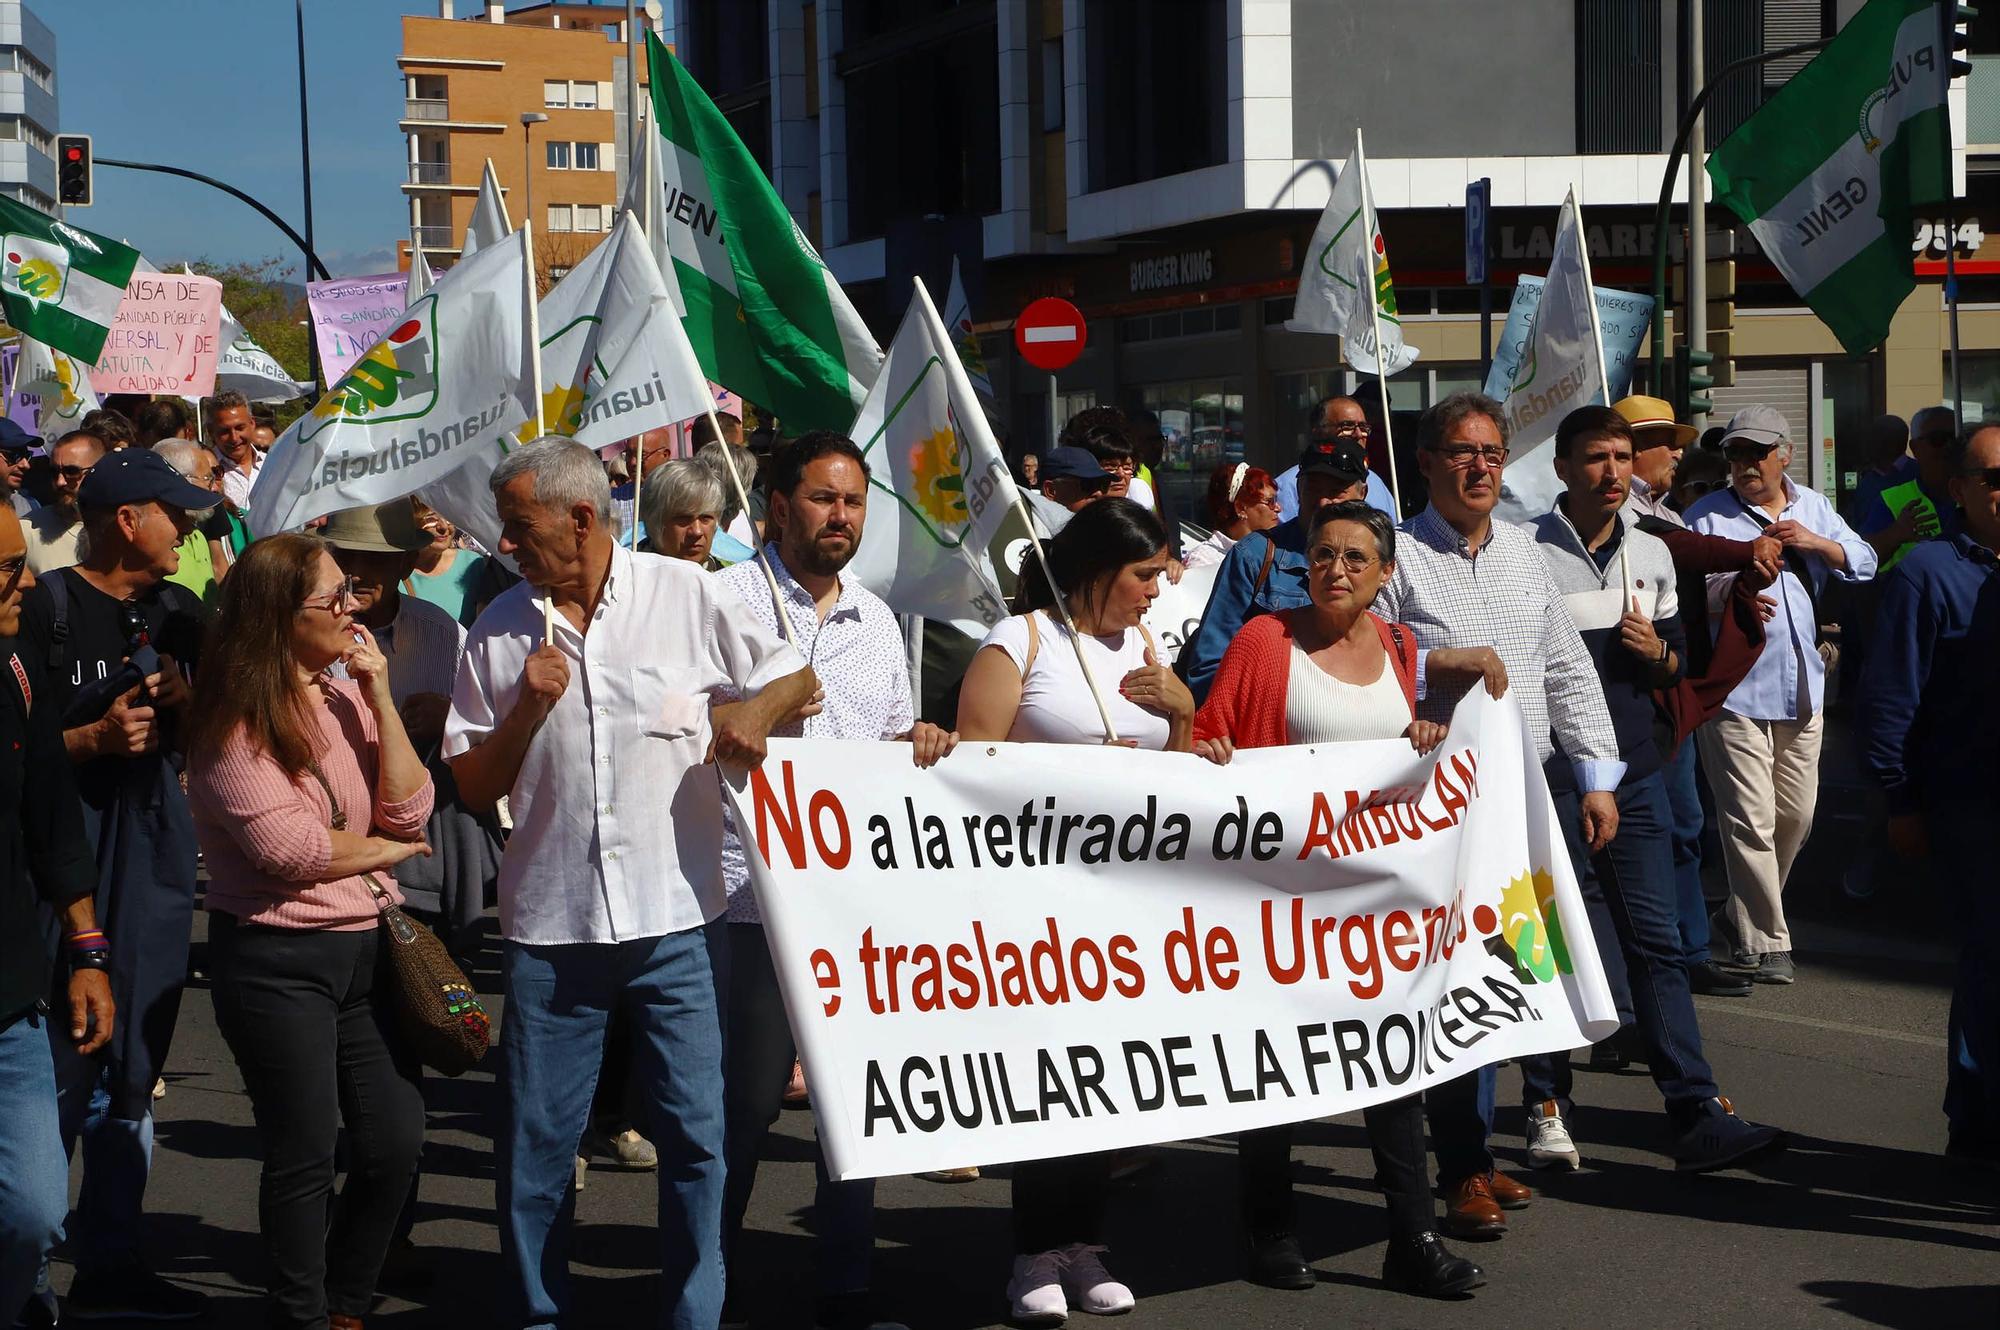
0, 196, 138, 363
644, 31, 881, 430
1707, 0, 1950, 355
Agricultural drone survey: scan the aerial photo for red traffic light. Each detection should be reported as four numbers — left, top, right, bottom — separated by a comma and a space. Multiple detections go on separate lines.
64, 146, 80, 161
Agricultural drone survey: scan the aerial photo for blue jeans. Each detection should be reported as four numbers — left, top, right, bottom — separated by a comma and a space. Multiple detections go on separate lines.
500, 922, 730, 1330
1523, 773, 1721, 1122
1932, 799, 2000, 1147
1663, 739, 1713, 966
0, 1015, 67, 1326
43, 1048, 154, 1279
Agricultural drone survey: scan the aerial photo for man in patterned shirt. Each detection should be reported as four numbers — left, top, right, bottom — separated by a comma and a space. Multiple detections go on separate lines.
1372, 392, 1623, 1242
715, 431, 956, 1330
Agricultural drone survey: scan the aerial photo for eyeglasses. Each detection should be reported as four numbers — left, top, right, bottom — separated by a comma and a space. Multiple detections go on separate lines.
1963, 466, 2000, 491
1311, 420, 1371, 440
0, 449, 31, 464
1723, 444, 1778, 464
1308, 546, 1378, 573
1428, 442, 1508, 468
301, 577, 360, 614
0, 556, 23, 584
1677, 479, 1725, 500
1100, 458, 1136, 476
56, 464, 95, 482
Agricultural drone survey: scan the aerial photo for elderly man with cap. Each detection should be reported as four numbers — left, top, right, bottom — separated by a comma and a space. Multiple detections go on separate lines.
1181, 434, 1376, 703
1027, 444, 1113, 526
13, 448, 213, 1321
1686, 407, 1875, 986
1612, 396, 1784, 999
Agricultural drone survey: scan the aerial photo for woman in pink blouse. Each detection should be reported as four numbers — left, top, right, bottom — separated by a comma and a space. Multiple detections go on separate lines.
186, 533, 434, 1330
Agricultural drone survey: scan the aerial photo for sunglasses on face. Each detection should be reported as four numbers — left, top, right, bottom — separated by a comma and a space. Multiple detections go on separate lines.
1678, 479, 1725, 499
1963, 466, 2000, 491
0, 449, 31, 464
1723, 445, 1777, 464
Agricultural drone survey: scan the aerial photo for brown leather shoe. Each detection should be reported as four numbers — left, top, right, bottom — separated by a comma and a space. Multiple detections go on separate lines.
1486, 1169, 1533, 1210
1440, 1173, 1508, 1239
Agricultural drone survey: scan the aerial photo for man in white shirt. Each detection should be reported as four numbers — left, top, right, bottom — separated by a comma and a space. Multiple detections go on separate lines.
444, 439, 816, 1330
1685, 407, 1876, 985
25, 429, 105, 574
208, 391, 262, 516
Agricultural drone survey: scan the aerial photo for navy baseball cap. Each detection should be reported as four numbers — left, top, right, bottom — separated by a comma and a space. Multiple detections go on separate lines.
1040, 445, 1111, 482
0, 418, 40, 457
78, 447, 217, 512
1297, 436, 1370, 484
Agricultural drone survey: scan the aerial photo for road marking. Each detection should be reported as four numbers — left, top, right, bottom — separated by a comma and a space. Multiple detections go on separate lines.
1695, 999, 1947, 1049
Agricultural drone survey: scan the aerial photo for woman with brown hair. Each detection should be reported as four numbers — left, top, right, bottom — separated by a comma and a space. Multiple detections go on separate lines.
186, 534, 434, 1330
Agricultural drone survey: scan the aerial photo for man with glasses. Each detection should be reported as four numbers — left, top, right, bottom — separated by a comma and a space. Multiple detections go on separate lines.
1369, 391, 1624, 1236
1273, 396, 1397, 522
0, 420, 41, 519
1861, 424, 2000, 1167
13, 449, 213, 1322
1856, 406, 1961, 568
1686, 407, 1875, 986
25, 429, 105, 575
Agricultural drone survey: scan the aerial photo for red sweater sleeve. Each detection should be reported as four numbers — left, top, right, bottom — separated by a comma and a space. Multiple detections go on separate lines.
1194, 613, 1291, 748
1653, 524, 1757, 575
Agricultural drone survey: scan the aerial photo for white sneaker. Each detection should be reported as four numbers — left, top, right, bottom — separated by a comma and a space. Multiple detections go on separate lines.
1059, 1244, 1134, 1316
1526, 1099, 1582, 1169
1007, 1251, 1068, 1326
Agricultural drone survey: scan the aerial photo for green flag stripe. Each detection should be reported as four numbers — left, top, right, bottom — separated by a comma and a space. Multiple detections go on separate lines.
1707, 0, 1937, 216
646, 32, 857, 431
14, 301, 116, 362
1799, 230, 1915, 356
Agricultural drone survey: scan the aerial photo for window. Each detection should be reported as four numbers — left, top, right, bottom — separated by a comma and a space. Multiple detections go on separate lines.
1084, 0, 1226, 190
1574, 0, 1661, 153
544, 80, 569, 108
1128, 378, 1245, 517
570, 80, 599, 109
572, 204, 603, 232
843, 21, 1001, 238
547, 204, 572, 232
546, 141, 570, 170
1040, 38, 1064, 132
573, 141, 600, 171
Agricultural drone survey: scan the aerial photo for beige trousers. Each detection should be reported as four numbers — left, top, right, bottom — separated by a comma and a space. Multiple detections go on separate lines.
1695, 708, 1825, 956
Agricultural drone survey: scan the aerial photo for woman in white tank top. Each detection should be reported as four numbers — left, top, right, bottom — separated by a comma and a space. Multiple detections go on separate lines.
957, 498, 1193, 1325
1193, 501, 1493, 1301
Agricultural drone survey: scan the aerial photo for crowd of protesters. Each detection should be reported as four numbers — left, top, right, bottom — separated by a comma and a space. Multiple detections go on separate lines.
0, 382, 1991, 1330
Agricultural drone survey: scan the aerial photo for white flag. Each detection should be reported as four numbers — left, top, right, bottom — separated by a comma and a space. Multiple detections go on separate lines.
941, 256, 994, 407
249, 229, 537, 537
1289, 134, 1418, 376
461, 159, 512, 258
16, 336, 99, 430
406, 248, 436, 302
621, 100, 686, 317
1496, 189, 1609, 523
844, 279, 1031, 636
214, 304, 304, 402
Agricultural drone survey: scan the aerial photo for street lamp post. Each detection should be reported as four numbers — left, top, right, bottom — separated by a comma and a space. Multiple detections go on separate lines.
520, 111, 549, 225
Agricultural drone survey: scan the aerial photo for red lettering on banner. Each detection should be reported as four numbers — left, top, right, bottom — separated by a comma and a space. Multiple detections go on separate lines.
749, 761, 808, 869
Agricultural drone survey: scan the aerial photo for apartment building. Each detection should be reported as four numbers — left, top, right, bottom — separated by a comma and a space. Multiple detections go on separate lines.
398, 0, 661, 285
0, 1, 58, 215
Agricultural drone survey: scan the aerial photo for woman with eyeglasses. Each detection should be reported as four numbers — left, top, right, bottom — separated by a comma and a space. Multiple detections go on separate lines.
187, 534, 434, 1330
1187, 462, 1280, 570
1193, 499, 1490, 1302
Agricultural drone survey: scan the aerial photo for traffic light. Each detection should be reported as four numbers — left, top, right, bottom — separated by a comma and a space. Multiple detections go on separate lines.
1948, 4, 1978, 81
55, 134, 91, 207
1677, 344, 1716, 418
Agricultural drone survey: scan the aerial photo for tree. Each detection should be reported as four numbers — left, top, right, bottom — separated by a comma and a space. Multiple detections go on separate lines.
187, 256, 312, 385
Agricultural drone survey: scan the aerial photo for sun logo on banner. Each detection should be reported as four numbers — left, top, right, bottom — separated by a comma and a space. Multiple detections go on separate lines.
1372, 231, 1402, 323
515, 379, 591, 444
1, 236, 68, 306
908, 425, 968, 527
50, 351, 87, 419
301, 296, 441, 440
1495, 867, 1572, 984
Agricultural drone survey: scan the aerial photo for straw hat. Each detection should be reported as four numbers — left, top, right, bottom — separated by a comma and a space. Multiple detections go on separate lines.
319, 500, 430, 554
1611, 395, 1699, 448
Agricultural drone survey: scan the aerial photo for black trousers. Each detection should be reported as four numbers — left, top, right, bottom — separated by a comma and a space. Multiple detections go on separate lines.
209, 915, 426, 1328
1013, 1153, 1114, 1255
1237, 1094, 1434, 1239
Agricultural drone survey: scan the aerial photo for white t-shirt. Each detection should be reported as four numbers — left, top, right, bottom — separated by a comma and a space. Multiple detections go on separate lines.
1284, 642, 1412, 744
1183, 529, 1236, 570
1127, 475, 1156, 510
976, 609, 1172, 750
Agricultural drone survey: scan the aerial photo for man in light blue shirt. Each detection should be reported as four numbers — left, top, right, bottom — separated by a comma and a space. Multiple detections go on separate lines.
1684, 406, 1875, 984
1272, 395, 1398, 521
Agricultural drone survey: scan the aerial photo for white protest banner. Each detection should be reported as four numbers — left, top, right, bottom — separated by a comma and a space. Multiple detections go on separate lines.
91, 272, 223, 397
1480, 277, 1653, 408
1142, 561, 1219, 666
307, 272, 411, 386
722, 688, 1617, 1180
250, 230, 536, 537
16, 335, 100, 430
216, 304, 304, 402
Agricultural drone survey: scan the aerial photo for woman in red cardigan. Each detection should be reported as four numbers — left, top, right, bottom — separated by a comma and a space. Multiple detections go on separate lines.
1193, 500, 1500, 1302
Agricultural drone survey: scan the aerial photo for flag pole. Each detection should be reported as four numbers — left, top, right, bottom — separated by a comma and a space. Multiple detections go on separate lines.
522, 219, 545, 437
628, 429, 646, 551
706, 407, 800, 649
1571, 188, 1612, 405
1355, 129, 1403, 515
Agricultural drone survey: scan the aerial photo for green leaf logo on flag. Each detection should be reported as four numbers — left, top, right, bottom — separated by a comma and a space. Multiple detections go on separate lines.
3, 235, 68, 306
302, 296, 442, 439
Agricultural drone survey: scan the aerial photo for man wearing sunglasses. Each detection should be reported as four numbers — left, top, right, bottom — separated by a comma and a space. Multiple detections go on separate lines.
1685, 407, 1875, 988
1855, 406, 1962, 570
24, 429, 106, 576
12, 448, 214, 1321
1860, 424, 2000, 1169
0, 419, 42, 519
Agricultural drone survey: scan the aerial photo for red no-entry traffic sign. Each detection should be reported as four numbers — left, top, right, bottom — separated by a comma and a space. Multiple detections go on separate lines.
1014, 297, 1087, 372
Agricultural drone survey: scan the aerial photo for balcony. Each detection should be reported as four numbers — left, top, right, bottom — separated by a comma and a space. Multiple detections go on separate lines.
411, 225, 457, 251
405, 97, 449, 121
407, 160, 451, 185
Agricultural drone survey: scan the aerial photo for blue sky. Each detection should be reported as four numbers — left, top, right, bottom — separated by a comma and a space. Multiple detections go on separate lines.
46, 1, 457, 280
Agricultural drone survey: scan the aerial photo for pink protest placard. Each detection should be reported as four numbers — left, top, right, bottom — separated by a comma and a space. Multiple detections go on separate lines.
92, 272, 224, 397
307, 272, 411, 387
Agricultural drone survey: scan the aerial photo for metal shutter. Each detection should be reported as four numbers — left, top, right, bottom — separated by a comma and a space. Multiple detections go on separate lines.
1576, 0, 1664, 153
1763, 0, 1825, 86
1711, 364, 1814, 488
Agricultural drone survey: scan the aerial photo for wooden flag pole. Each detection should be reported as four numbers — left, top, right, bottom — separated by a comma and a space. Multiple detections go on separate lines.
1007, 496, 1121, 743
706, 407, 799, 649
1355, 128, 1403, 515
